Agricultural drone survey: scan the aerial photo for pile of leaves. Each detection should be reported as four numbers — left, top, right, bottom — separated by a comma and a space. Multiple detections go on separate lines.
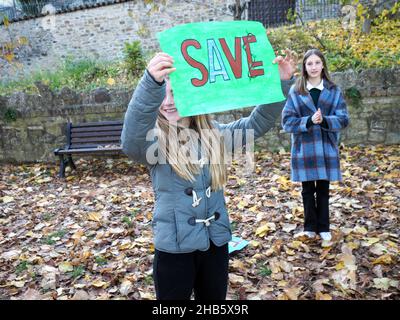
0, 144, 399, 300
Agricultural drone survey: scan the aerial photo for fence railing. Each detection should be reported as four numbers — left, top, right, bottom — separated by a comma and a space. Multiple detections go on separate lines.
247, 0, 343, 28
0, 0, 351, 27
0, 0, 107, 20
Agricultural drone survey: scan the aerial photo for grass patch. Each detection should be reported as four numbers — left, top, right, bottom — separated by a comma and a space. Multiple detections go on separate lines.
70, 265, 85, 279
42, 229, 68, 245
95, 256, 108, 266
15, 261, 29, 274
258, 266, 272, 277
122, 208, 140, 227
0, 57, 139, 96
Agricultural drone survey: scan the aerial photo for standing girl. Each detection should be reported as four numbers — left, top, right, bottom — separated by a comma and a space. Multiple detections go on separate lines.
282, 48, 349, 241
121, 51, 295, 300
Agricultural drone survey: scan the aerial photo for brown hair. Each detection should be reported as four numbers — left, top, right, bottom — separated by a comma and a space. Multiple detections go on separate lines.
295, 48, 336, 95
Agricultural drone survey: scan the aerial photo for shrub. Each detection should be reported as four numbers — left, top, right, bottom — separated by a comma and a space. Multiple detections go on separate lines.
123, 41, 146, 78
2, 107, 18, 122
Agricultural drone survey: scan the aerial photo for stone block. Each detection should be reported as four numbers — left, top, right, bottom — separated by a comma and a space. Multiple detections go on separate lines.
368, 130, 386, 143
385, 132, 400, 144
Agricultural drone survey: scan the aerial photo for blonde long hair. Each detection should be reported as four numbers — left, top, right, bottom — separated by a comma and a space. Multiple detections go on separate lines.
156, 113, 227, 191
295, 48, 336, 95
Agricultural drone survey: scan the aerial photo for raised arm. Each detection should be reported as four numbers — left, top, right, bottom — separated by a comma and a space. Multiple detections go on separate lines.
121, 53, 175, 165
218, 49, 297, 146
218, 79, 294, 144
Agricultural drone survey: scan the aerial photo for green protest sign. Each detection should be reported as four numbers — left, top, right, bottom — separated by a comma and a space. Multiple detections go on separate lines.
157, 21, 285, 117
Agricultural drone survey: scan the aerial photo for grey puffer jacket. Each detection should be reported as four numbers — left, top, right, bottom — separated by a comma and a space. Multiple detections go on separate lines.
121, 70, 292, 253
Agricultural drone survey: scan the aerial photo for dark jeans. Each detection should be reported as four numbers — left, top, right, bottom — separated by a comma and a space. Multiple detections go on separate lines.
153, 240, 229, 300
301, 180, 330, 233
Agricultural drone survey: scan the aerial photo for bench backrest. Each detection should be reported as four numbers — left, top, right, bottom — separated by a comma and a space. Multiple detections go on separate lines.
67, 120, 124, 150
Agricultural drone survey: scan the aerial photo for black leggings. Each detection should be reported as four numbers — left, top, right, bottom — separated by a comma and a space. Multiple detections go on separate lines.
153, 240, 229, 300
301, 180, 330, 233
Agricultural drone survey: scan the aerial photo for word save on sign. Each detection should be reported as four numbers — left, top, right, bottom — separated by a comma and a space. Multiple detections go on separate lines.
182, 34, 264, 87
157, 21, 285, 117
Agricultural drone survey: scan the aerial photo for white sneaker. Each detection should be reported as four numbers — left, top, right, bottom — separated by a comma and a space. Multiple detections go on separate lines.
319, 232, 332, 241
294, 231, 316, 239
304, 231, 317, 238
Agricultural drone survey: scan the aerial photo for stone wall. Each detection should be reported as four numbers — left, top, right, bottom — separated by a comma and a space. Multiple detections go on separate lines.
0, 68, 399, 163
0, 0, 232, 82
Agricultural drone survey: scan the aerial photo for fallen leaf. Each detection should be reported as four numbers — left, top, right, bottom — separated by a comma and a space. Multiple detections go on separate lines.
71, 290, 90, 300
119, 279, 133, 296
282, 223, 297, 233
229, 274, 245, 284
284, 287, 302, 300
255, 223, 275, 237
87, 212, 102, 222
91, 280, 108, 288
362, 237, 380, 247
373, 278, 399, 291
372, 254, 393, 265
1, 196, 15, 203
369, 243, 388, 256
315, 292, 332, 300
58, 262, 74, 273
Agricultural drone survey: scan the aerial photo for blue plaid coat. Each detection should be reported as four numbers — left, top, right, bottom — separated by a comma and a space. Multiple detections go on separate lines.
281, 80, 349, 182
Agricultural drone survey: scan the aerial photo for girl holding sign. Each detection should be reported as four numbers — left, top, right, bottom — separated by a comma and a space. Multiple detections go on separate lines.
121, 51, 296, 300
282, 49, 349, 242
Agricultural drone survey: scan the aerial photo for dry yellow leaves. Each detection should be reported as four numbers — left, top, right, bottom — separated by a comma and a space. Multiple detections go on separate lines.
10, 280, 26, 288
91, 280, 108, 288
289, 241, 303, 250
249, 240, 260, 248
269, 258, 281, 274
277, 280, 288, 287
255, 222, 276, 237
229, 274, 245, 284
87, 212, 102, 222
353, 226, 368, 235
283, 287, 302, 300
285, 249, 296, 256
231, 259, 246, 271
347, 242, 360, 250
335, 261, 345, 271
119, 240, 134, 250
362, 237, 380, 247
58, 262, 74, 273
372, 254, 393, 265
315, 292, 332, 300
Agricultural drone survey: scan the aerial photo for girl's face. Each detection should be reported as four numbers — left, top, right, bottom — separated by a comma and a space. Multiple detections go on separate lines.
159, 79, 181, 123
305, 54, 323, 81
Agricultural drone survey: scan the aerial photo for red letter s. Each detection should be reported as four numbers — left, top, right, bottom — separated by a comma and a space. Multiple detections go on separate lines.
181, 39, 208, 87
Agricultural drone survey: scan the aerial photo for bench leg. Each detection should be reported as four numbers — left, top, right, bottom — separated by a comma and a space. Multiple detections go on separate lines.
68, 155, 76, 170
58, 155, 66, 178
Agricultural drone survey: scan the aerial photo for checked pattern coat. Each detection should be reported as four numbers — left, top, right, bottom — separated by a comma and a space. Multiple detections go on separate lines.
281, 80, 350, 182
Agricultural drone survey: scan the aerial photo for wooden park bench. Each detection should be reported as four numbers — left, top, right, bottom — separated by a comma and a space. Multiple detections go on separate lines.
54, 120, 124, 177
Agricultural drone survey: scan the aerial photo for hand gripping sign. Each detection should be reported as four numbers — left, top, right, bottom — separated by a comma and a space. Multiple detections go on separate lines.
157, 21, 285, 117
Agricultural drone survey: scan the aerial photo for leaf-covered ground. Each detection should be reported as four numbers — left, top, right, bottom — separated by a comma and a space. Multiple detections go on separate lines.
0, 144, 399, 300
